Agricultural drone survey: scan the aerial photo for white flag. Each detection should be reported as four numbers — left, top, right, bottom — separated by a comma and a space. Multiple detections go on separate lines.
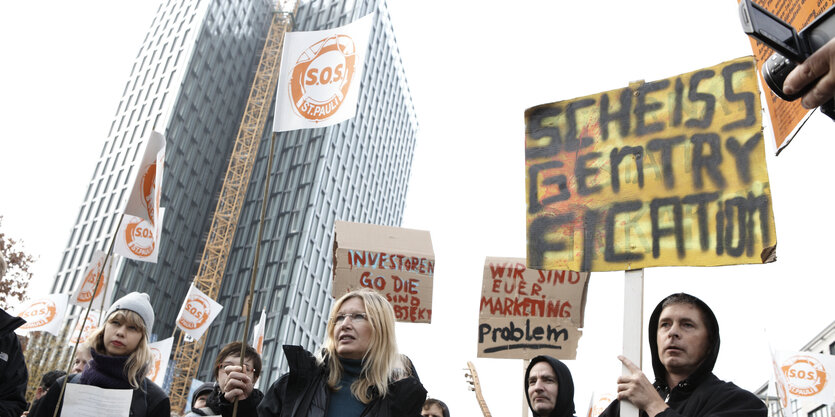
70, 251, 115, 309
175, 284, 223, 340
147, 337, 174, 386
585, 391, 616, 417
776, 350, 835, 408
252, 308, 266, 355
15, 293, 68, 336
273, 14, 374, 132
69, 311, 99, 346
114, 208, 165, 263
769, 346, 791, 417
124, 131, 165, 226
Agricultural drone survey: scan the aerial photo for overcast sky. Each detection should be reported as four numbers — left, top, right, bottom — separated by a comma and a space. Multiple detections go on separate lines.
2, 1, 834, 416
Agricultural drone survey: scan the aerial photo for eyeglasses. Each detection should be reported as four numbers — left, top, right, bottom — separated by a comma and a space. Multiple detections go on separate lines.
333, 312, 368, 323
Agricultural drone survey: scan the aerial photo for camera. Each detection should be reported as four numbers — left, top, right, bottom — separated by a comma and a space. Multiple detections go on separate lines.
739, 0, 835, 119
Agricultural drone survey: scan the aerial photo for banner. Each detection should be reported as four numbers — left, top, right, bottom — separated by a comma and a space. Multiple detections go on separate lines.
114, 208, 165, 263
273, 14, 374, 132
70, 250, 115, 309
15, 293, 68, 336
69, 311, 99, 346
525, 56, 776, 272
147, 337, 173, 386
332, 220, 434, 323
252, 308, 266, 355
124, 131, 165, 226
775, 350, 835, 408
175, 284, 223, 340
477, 257, 588, 359
770, 346, 791, 417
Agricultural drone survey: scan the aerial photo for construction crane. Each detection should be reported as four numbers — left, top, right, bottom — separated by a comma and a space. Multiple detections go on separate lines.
168, 0, 298, 411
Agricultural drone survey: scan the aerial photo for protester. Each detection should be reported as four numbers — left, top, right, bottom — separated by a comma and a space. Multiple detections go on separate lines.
421, 398, 450, 417
29, 292, 169, 417
599, 293, 766, 417
71, 340, 93, 374
184, 382, 216, 417
0, 307, 27, 417
185, 342, 263, 417
524, 355, 575, 417
784, 38, 835, 110
257, 288, 427, 416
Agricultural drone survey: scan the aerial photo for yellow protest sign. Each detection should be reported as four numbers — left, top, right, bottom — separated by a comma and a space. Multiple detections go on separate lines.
525, 57, 776, 272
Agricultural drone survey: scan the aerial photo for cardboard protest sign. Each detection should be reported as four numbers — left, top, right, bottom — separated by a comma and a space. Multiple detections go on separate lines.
525, 56, 776, 272
252, 308, 266, 355
15, 293, 68, 336
775, 351, 835, 408
69, 311, 99, 346
176, 284, 223, 340
740, 0, 834, 152
114, 208, 165, 263
125, 131, 165, 226
70, 250, 115, 309
273, 14, 373, 132
332, 220, 434, 323
147, 337, 173, 386
478, 257, 588, 359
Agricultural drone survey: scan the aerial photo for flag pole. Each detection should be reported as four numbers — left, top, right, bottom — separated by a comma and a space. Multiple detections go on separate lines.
232, 131, 278, 417
52, 212, 125, 417
619, 268, 644, 417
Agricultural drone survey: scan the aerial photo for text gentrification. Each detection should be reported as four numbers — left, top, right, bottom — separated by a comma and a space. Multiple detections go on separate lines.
477, 257, 588, 360
525, 56, 776, 272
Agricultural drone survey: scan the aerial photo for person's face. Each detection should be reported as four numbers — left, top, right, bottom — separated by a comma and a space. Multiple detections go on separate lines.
421, 404, 444, 417
193, 393, 209, 409
216, 354, 256, 388
102, 312, 143, 356
656, 303, 710, 378
332, 297, 372, 360
72, 347, 92, 374
527, 361, 559, 415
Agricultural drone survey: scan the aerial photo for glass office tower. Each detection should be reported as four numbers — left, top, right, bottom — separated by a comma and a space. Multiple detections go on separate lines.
50, 0, 418, 387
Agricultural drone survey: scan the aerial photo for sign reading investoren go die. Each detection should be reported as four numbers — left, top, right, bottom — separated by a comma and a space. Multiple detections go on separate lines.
525, 56, 776, 272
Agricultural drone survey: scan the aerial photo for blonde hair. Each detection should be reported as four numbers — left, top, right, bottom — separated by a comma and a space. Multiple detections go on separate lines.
319, 289, 412, 403
89, 310, 153, 389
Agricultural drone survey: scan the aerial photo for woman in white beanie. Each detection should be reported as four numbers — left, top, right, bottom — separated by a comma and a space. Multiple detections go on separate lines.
30, 292, 170, 417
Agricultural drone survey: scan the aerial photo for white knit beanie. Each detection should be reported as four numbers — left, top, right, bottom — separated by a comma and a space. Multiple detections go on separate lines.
106, 292, 154, 338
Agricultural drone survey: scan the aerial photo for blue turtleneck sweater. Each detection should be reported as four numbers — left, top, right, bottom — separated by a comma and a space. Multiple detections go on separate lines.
325, 357, 365, 417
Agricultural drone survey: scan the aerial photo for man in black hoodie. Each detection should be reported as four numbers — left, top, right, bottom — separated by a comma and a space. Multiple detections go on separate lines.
525, 355, 576, 417
599, 293, 765, 417
0, 307, 27, 417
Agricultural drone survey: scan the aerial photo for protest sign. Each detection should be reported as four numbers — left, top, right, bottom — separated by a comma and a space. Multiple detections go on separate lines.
147, 337, 173, 386
332, 220, 434, 323
114, 208, 165, 263
176, 284, 223, 340
70, 250, 115, 309
525, 56, 776, 272
69, 311, 99, 346
775, 351, 835, 409
15, 293, 68, 336
63, 383, 132, 417
124, 131, 165, 226
478, 257, 588, 359
273, 14, 373, 132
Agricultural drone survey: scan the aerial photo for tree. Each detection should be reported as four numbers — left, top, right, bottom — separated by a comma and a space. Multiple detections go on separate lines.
0, 216, 35, 310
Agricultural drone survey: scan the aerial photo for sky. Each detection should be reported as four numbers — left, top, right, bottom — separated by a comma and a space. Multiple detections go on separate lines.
2, 1, 834, 417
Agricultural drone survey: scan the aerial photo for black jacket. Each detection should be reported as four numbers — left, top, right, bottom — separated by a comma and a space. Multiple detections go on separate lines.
599, 294, 766, 417
257, 345, 426, 417
0, 308, 27, 417
524, 355, 575, 417
194, 383, 264, 417
29, 373, 169, 417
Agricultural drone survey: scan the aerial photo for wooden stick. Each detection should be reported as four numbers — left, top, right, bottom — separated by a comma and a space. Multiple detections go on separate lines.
619, 268, 643, 417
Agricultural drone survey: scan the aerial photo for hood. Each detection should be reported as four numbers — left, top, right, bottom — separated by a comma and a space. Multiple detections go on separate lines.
649, 293, 720, 389
524, 355, 575, 417
0, 307, 25, 335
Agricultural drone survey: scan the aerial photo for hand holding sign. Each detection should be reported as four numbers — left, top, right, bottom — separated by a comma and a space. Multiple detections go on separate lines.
616, 356, 668, 417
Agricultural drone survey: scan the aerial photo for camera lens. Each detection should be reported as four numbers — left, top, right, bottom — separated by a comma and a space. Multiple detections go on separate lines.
762, 52, 802, 101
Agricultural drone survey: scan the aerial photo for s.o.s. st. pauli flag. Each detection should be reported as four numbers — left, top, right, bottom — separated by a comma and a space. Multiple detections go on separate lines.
273, 14, 374, 132
124, 131, 165, 227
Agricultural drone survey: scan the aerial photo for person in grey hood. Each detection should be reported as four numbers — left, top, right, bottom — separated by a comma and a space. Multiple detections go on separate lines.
525, 355, 576, 417
599, 293, 765, 417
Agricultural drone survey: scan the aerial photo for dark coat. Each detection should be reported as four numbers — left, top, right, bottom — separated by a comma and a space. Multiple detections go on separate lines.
195, 383, 264, 417
0, 308, 27, 417
257, 345, 426, 417
598, 294, 766, 417
524, 355, 576, 417
29, 373, 169, 417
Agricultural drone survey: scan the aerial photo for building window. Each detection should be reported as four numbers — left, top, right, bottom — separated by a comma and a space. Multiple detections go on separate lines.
807, 405, 827, 417
791, 399, 799, 417
829, 340, 835, 355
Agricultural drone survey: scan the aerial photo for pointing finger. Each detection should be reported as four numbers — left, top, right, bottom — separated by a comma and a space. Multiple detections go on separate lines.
618, 355, 640, 373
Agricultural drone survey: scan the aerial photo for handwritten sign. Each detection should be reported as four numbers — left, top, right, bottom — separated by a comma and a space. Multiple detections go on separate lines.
333, 221, 434, 323
525, 57, 776, 272
477, 257, 588, 359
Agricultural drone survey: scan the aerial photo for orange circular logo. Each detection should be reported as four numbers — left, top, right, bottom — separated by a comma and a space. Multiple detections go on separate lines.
18, 300, 57, 329
125, 218, 155, 257
70, 315, 98, 344
782, 355, 828, 396
178, 295, 210, 330
77, 262, 105, 303
147, 347, 162, 380
289, 35, 357, 121
589, 394, 615, 417
140, 162, 157, 224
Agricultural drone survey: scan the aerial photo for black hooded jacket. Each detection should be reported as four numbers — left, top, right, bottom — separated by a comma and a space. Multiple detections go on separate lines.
524, 355, 575, 417
599, 293, 766, 417
0, 308, 27, 417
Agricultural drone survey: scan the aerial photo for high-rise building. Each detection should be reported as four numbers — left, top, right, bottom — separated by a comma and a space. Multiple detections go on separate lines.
50, 0, 417, 388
